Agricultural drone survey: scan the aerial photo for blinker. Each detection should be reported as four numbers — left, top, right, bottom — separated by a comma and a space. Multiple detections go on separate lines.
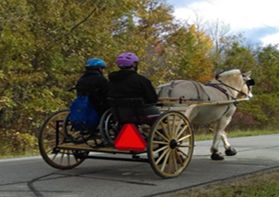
246, 79, 255, 86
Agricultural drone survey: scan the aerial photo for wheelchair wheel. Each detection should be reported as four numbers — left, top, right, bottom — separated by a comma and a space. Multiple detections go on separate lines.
147, 111, 194, 178
38, 110, 87, 169
99, 109, 120, 146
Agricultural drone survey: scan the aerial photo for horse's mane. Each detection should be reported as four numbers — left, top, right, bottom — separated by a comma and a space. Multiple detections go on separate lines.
216, 69, 241, 78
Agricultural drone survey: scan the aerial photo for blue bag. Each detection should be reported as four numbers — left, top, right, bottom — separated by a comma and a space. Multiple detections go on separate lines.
69, 96, 100, 131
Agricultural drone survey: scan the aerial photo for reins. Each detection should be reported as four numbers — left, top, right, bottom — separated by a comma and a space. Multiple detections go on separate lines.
215, 79, 250, 99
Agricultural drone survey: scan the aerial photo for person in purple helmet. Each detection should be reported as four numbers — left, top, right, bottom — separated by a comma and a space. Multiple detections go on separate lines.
108, 52, 159, 117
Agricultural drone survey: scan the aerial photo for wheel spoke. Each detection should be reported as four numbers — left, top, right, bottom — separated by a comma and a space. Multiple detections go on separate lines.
152, 140, 168, 145
155, 148, 169, 165
52, 153, 58, 161
153, 144, 168, 155
167, 116, 172, 136
160, 122, 170, 139
178, 134, 191, 142
67, 150, 70, 165
44, 139, 55, 144
167, 151, 172, 173
160, 150, 171, 172
174, 119, 184, 137
171, 115, 177, 138
60, 151, 65, 164
177, 147, 189, 158
172, 150, 178, 171
47, 123, 56, 130
176, 125, 188, 140
179, 144, 191, 148
175, 149, 184, 165
155, 130, 169, 142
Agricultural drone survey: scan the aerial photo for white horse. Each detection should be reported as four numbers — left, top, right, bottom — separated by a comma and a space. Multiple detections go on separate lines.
157, 69, 255, 160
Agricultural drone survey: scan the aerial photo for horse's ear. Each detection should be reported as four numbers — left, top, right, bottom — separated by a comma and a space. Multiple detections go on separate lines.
215, 70, 224, 79
244, 71, 251, 77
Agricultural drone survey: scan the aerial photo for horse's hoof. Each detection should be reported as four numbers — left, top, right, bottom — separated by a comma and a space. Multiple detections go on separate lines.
225, 147, 237, 156
211, 152, 224, 160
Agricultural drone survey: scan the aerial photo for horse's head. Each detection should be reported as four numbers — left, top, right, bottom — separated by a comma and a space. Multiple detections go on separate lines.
241, 71, 255, 99
216, 69, 255, 99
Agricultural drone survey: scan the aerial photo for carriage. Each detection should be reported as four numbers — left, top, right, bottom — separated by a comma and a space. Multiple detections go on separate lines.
38, 69, 254, 178
38, 96, 249, 178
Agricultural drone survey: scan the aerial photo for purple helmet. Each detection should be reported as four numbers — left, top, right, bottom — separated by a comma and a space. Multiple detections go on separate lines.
115, 52, 139, 68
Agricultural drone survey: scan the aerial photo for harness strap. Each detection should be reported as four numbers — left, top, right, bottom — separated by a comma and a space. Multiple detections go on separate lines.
205, 82, 234, 116
168, 80, 183, 97
193, 81, 211, 101
205, 83, 230, 100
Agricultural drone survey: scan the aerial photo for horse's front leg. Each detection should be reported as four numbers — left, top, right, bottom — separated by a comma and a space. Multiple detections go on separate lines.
211, 115, 236, 160
220, 127, 237, 156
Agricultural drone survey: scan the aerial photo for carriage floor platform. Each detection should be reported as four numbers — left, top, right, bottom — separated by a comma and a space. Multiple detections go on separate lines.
57, 143, 144, 154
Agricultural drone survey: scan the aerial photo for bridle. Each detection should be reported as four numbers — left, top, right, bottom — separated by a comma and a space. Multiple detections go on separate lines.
216, 76, 255, 99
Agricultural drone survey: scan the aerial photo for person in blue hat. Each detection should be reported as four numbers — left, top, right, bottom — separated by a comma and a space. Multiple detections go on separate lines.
76, 58, 108, 116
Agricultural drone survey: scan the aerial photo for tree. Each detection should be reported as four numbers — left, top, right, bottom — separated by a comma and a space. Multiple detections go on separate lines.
0, 0, 177, 134
165, 25, 214, 83
214, 41, 257, 73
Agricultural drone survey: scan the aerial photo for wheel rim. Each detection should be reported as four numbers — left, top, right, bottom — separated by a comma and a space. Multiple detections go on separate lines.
104, 112, 119, 144
39, 110, 86, 169
148, 111, 194, 178
100, 109, 120, 145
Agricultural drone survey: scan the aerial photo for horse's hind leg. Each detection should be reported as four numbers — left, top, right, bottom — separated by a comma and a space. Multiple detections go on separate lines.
211, 116, 236, 160
210, 127, 224, 160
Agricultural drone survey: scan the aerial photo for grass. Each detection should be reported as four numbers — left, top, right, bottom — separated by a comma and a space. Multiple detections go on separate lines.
194, 129, 279, 141
167, 169, 279, 197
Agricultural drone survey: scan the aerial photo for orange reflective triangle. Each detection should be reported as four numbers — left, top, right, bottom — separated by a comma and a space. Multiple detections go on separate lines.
114, 124, 147, 152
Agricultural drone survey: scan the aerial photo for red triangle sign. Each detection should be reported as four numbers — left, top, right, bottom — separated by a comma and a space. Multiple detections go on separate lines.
114, 124, 147, 152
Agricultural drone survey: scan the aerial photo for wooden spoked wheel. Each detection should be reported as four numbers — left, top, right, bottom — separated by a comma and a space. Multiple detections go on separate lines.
148, 111, 194, 178
38, 110, 87, 169
63, 113, 91, 144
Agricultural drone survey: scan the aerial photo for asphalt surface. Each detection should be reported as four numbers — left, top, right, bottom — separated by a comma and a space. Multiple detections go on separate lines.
0, 134, 279, 197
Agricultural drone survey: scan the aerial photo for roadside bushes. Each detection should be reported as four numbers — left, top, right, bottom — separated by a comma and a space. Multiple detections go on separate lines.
0, 129, 38, 158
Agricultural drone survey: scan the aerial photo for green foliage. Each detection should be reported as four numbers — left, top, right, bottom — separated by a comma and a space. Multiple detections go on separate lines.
214, 41, 257, 73
0, 0, 176, 134
0, 130, 38, 157
238, 45, 279, 127
164, 25, 214, 83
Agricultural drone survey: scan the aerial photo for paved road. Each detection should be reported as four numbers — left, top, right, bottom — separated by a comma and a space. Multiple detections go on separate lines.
1, 134, 279, 197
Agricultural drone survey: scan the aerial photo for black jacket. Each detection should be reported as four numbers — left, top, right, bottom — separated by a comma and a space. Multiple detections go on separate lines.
108, 70, 157, 104
76, 69, 108, 114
